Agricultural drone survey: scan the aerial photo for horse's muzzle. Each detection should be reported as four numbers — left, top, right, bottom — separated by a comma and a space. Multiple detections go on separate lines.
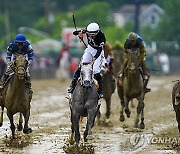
83, 80, 92, 88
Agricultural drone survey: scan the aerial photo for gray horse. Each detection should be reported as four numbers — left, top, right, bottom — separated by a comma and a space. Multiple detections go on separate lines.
117, 49, 145, 129
97, 64, 116, 123
0, 55, 32, 138
69, 62, 99, 151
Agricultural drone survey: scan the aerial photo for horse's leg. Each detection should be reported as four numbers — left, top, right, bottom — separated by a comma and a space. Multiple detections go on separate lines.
124, 96, 131, 118
0, 106, 4, 127
105, 97, 111, 119
69, 109, 75, 145
139, 109, 145, 129
73, 112, 80, 146
84, 108, 96, 142
96, 109, 101, 125
119, 99, 125, 122
17, 113, 23, 131
7, 111, 15, 138
22, 110, 32, 134
134, 98, 145, 129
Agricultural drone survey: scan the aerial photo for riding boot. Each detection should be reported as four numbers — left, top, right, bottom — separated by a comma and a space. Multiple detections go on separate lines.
0, 74, 9, 91
94, 73, 103, 100
141, 62, 151, 93
26, 76, 33, 97
66, 67, 81, 99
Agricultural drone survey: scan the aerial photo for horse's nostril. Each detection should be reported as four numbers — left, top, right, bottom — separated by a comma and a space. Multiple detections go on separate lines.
83, 80, 91, 87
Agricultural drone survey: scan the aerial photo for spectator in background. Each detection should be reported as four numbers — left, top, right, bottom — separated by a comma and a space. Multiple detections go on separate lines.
56, 43, 71, 81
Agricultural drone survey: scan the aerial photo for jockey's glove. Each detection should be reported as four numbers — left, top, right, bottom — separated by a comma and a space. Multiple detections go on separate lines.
73, 30, 81, 36
7, 60, 13, 67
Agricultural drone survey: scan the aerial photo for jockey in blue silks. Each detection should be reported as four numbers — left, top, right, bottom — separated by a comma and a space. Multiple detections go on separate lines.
0, 34, 34, 93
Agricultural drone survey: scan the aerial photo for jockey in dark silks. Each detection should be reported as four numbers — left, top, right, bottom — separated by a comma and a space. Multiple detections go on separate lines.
0, 34, 34, 93
66, 22, 106, 100
119, 32, 151, 93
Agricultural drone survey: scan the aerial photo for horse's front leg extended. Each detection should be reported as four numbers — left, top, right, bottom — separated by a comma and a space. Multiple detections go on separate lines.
84, 108, 96, 142
0, 106, 4, 127
134, 98, 145, 129
17, 113, 23, 131
73, 112, 80, 146
7, 111, 15, 138
119, 99, 125, 122
23, 110, 32, 134
69, 109, 75, 145
124, 96, 131, 118
105, 97, 111, 119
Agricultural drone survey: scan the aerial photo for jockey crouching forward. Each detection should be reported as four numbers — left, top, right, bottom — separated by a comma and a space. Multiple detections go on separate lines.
103, 41, 115, 81
0, 34, 34, 94
119, 32, 151, 93
66, 22, 106, 100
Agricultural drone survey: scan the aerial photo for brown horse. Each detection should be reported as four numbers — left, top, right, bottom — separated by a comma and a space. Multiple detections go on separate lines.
172, 80, 180, 132
117, 49, 145, 129
0, 55, 32, 138
97, 64, 116, 124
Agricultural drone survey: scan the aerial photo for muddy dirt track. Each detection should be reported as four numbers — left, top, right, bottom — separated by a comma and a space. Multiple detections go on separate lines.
0, 75, 180, 154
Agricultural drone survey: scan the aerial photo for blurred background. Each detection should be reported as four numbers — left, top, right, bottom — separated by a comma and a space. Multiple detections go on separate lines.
0, 0, 179, 80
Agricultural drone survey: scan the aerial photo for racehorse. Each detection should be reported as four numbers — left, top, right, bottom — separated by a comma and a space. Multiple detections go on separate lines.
97, 63, 116, 123
117, 49, 145, 129
69, 62, 99, 151
0, 55, 32, 138
172, 80, 180, 132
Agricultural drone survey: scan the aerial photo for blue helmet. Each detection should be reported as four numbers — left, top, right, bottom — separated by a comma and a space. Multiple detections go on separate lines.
15, 34, 26, 43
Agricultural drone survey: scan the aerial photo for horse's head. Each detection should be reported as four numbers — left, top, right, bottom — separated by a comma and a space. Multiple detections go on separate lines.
14, 55, 28, 79
127, 49, 140, 73
80, 62, 93, 88
176, 82, 180, 103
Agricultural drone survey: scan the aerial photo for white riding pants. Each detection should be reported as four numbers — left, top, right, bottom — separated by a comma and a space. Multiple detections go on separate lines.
81, 45, 106, 74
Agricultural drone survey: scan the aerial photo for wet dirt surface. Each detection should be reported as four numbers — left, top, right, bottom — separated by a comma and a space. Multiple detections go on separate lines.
0, 75, 180, 154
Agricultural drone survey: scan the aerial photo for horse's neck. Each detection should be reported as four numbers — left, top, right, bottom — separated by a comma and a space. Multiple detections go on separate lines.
127, 69, 142, 86
10, 75, 25, 93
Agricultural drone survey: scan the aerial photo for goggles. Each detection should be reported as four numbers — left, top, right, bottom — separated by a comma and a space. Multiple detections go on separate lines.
16, 42, 25, 47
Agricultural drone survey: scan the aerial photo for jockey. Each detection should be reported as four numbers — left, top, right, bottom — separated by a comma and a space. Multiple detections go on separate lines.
0, 34, 34, 93
66, 22, 106, 100
119, 32, 151, 93
103, 41, 115, 80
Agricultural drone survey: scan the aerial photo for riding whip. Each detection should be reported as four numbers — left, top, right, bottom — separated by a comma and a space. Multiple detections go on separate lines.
72, 14, 87, 48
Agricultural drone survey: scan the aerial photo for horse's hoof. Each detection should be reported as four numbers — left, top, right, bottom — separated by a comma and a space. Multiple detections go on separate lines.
0, 123, 3, 127
86, 134, 93, 140
139, 123, 145, 129
23, 128, 32, 134
17, 125, 23, 131
119, 115, 125, 122
69, 139, 75, 145
134, 123, 138, 128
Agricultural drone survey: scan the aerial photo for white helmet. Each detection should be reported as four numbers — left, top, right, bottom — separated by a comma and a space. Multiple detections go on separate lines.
86, 22, 100, 35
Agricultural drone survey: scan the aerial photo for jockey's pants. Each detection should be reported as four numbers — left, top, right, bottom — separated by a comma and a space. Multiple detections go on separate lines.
81, 45, 105, 74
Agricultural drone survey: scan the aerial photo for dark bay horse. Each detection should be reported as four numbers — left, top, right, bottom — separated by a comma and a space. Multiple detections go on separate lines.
69, 62, 99, 151
0, 55, 32, 138
172, 80, 180, 132
117, 49, 145, 129
97, 64, 116, 123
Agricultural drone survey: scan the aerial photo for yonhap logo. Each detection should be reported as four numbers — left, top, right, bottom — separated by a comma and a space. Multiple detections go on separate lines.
130, 133, 180, 150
